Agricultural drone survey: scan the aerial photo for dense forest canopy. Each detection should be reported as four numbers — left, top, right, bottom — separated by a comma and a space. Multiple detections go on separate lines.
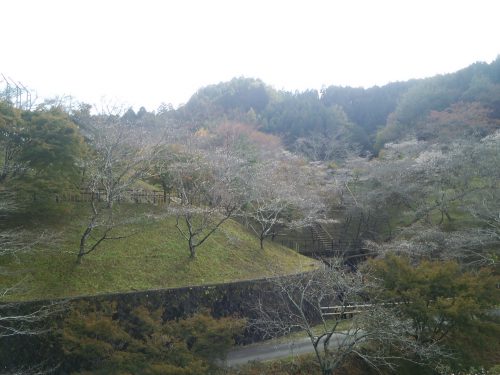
167, 57, 500, 158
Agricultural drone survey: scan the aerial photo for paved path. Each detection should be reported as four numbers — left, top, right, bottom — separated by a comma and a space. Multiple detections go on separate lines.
225, 334, 346, 367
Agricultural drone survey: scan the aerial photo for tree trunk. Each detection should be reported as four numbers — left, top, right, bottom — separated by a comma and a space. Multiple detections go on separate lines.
445, 210, 453, 222
77, 226, 92, 264
77, 200, 98, 264
189, 238, 196, 258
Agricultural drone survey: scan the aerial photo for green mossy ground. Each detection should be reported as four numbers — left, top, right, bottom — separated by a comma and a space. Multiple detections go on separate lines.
2, 203, 318, 301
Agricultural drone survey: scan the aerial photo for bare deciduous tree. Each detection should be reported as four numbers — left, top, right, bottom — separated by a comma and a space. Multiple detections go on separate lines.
337, 132, 500, 265
76, 112, 162, 263
244, 161, 297, 250
0, 192, 65, 344
245, 156, 326, 249
0, 102, 28, 184
365, 222, 498, 267
168, 142, 249, 258
293, 130, 361, 162
253, 261, 444, 375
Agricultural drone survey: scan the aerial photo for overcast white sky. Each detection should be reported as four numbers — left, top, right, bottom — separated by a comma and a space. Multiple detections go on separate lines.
2, 0, 499, 111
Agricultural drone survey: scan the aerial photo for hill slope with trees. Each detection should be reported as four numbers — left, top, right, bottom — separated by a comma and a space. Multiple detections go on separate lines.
0, 99, 319, 302
173, 57, 499, 157
1, 58, 499, 374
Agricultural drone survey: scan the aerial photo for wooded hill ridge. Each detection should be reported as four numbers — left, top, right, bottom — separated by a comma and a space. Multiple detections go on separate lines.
170, 57, 500, 155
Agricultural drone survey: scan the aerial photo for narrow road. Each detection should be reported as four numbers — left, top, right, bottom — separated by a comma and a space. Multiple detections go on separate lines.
225, 334, 347, 366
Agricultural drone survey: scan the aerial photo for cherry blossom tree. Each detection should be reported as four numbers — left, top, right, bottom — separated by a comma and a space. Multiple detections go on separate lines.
75, 112, 163, 263
167, 139, 250, 258
244, 156, 326, 250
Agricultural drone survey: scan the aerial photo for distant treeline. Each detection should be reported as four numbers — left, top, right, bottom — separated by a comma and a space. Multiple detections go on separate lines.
166, 57, 500, 155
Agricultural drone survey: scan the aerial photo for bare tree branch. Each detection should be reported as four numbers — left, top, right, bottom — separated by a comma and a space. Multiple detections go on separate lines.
252, 261, 444, 375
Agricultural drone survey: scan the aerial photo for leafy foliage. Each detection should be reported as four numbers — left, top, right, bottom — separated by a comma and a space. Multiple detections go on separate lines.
370, 255, 500, 370
415, 102, 500, 142
261, 90, 368, 150
320, 81, 414, 135
179, 77, 270, 126
375, 58, 500, 148
0, 103, 85, 192
60, 302, 245, 374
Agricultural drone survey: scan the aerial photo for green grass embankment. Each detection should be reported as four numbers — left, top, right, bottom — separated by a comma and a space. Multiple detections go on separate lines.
1, 204, 318, 301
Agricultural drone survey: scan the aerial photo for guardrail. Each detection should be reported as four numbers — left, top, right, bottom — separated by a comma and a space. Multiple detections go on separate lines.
321, 302, 406, 318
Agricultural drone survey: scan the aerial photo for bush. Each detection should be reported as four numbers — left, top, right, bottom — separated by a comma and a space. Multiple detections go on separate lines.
60, 301, 245, 374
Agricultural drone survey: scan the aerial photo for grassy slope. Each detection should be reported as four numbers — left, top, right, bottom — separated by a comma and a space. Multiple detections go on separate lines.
2, 204, 318, 301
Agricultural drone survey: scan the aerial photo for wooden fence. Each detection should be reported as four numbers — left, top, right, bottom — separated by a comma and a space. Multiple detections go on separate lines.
19, 189, 172, 205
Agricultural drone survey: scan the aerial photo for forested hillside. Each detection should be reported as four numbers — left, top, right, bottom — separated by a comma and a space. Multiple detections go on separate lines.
172, 58, 500, 158
1, 58, 499, 374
